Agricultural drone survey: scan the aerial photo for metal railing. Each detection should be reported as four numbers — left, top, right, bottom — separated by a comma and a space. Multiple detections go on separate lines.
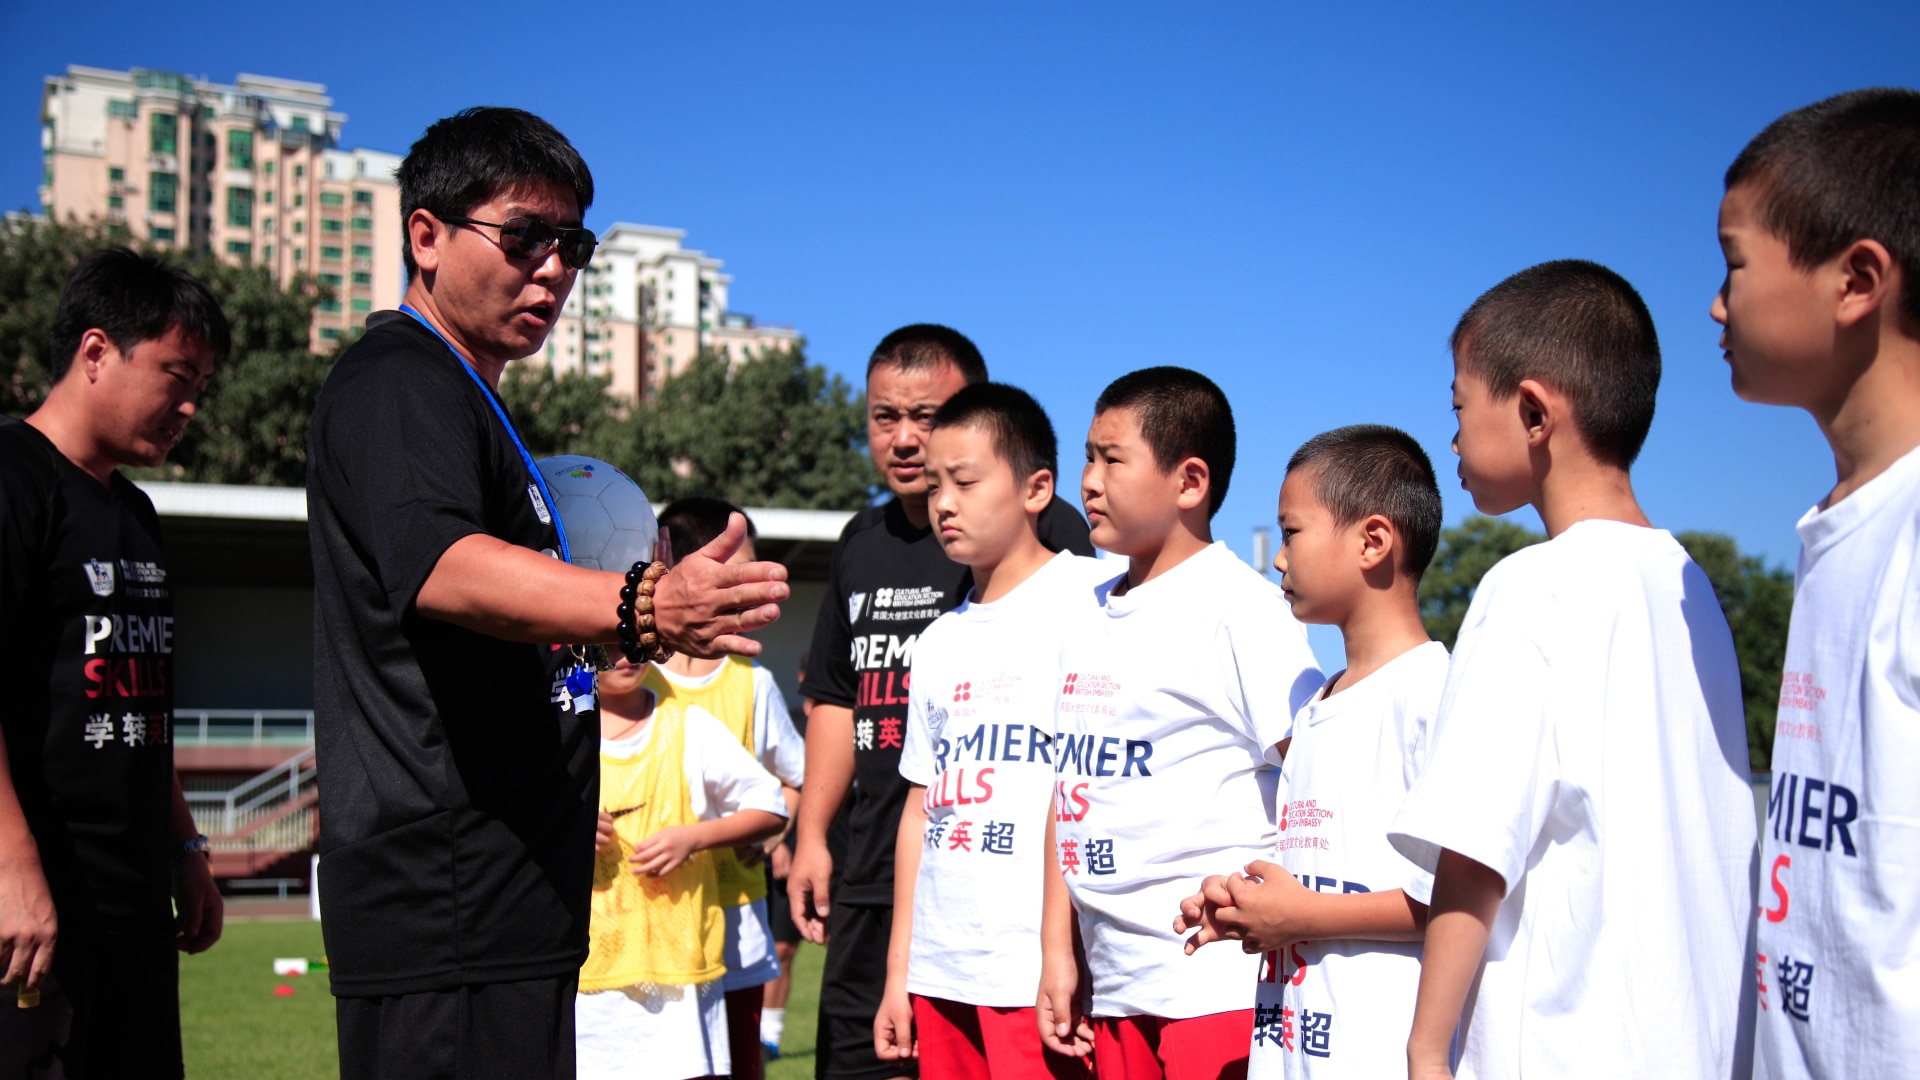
185, 747, 316, 838
174, 708, 313, 746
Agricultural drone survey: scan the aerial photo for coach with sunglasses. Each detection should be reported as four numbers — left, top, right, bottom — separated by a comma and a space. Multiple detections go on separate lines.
306, 107, 789, 1079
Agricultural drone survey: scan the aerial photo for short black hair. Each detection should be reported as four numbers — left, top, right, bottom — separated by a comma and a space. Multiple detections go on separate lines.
1452, 259, 1660, 469
1727, 87, 1920, 325
866, 324, 988, 385
659, 495, 755, 558
49, 247, 230, 380
397, 107, 595, 278
1093, 366, 1236, 517
1286, 424, 1443, 580
930, 382, 1058, 486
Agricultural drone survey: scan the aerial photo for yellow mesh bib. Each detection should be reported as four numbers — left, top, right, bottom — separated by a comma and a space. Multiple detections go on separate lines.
580, 705, 726, 992
643, 657, 769, 908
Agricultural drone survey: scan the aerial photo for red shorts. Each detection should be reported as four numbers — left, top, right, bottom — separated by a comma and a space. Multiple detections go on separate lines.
912, 995, 1092, 1080
1091, 1011, 1252, 1080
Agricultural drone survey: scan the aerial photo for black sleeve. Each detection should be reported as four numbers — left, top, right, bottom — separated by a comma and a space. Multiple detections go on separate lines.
801, 517, 859, 710
0, 441, 48, 648
311, 357, 497, 613
1038, 495, 1095, 556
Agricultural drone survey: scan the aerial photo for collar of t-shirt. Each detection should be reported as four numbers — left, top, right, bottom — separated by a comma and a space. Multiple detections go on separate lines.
1797, 441, 1920, 558
1294, 639, 1449, 734
651, 660, 730, 691
1098, 540, 1231, 618
951, 549, 1081, 621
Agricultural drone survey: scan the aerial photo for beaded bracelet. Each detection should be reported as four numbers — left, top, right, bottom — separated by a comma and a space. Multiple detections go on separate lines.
616, 560, 674, 665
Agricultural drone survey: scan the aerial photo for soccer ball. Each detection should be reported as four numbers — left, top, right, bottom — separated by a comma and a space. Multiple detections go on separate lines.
535, 456, 658, 572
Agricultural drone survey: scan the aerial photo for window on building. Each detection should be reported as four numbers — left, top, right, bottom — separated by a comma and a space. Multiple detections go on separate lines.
351, 244, 373, 259
109, 167, 125, 183
352, 271, 371, 286
108, 195, 124, 212
291, 115, 311, 133
320, 327, 343, 341
319, 273, 343, 288
293, 248, 304, 264
321, 218, 343, 233
227, 188, 253, 228
150, 227, 175, 243
293, 220, 304, 234
263, 216, 273, 232
293, 164, 304, 179
263, 189, 273, 205
226, 240, 252, 258
201, 106, 215, 120
320, 191, 344, 208
321, 246, 342, 261
149, 172, 177, 213
351, 217, 372, 232
319, 298, 341, 313
353, 190, 373, 204
293, 193, 304, 208
351, 298, 372, 314
108, 99, 137, 120
263, 244, 273, 261
264, 160, 275, 176
150, 113, 177, 155
229, 129, 253, 170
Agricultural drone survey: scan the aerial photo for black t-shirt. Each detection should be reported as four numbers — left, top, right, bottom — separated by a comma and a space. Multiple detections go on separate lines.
802, 495, 1093, 905
0, 417, 175, 939
307, 311, 599, 997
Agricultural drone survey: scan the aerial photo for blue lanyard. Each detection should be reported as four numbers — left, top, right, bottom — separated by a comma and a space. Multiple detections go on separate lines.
398, 304, 571, 564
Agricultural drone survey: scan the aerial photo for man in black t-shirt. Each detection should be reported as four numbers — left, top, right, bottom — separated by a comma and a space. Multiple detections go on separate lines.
0, 249, 229, 1080
307, 108, 792, 1080
791, 325, 1094, 1080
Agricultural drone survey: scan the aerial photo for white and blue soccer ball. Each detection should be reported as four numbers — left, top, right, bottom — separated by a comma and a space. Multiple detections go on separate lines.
535, 455, 658, 572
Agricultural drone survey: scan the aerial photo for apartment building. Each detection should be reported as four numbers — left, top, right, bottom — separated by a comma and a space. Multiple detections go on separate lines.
39, 65, 402, 351
545, 222, 801, 400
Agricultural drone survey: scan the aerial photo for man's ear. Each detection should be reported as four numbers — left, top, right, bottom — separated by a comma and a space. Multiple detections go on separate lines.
75, 328, 116, 385
1515, 379, 1556, 450
1174, 457, 1211, 512
408, 209, 446, 276
1024, 467, 1055, 514
1357, 514, 1397, 572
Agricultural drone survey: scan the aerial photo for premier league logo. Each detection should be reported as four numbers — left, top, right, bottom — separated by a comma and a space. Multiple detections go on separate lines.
83, 560, 115, 597
848, 592, 868, 622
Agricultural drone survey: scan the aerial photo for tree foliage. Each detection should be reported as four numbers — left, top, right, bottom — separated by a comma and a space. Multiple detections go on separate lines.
1, 215, 333, 486
1417, 514, 1793, 771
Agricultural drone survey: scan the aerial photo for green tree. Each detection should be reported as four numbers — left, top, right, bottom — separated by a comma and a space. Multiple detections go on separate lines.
1, 215, 331, 486
606, 346, 872, 510
1676, 531, 1794, 772
1417, 515, 1545, 648
495, 362, 624, 460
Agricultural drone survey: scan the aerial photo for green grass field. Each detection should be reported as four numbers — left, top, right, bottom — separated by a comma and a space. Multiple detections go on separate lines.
181, 920, 825, 1079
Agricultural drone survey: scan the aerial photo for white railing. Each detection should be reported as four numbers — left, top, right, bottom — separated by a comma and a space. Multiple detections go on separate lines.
174, 708, 313, 746
185, 747, 316, 839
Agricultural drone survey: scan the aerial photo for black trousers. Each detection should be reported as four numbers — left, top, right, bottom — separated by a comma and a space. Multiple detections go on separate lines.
816, 903, 916, 1080
336, 972, 577, 1080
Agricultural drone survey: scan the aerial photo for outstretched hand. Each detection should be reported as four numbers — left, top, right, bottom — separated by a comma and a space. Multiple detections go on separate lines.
653, 513, 789, 658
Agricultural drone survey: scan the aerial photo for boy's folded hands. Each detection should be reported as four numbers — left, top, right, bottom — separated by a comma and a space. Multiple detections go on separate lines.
1174, 861, 1317, 955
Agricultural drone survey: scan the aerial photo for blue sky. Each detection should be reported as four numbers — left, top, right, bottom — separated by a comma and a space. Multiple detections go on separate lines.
6, 2, 1915, 665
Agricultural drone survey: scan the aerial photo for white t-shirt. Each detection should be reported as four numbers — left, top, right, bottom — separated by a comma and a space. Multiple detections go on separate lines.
1755, 443, 1920, 1080
1058, 542, 1323, 1019
1252, 640, 1448, 1080
1387, 521, 1757, 1080
898, 550, 1109, 1007
648, 662, 807, 789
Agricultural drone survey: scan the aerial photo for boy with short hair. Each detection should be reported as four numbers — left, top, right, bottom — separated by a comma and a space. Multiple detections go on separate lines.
578, 654, 790, 1080
1039, 367, 1323, 1080
874, 383, 1104, 1079
645, 498, 807, 1080
1175, 424, 1447, 1079
1712, 88, 1920, 1080
1389, 260, 1757, 1078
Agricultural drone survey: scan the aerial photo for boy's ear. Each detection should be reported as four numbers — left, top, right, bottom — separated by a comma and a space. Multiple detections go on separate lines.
1356, 513, 1397, 573
1835, 238, 1900, 331
1023, 467, 1055, 514
1173, 456, 1211, 512
1515, 379, 1556, 450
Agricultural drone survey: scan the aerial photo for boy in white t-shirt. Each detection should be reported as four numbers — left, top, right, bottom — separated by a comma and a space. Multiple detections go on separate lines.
1712, 90, 1920, 1080
1175, 424, 1447, 1079
1388, 261, 1758, 1079
646, 498, 807, 1080
1039, 367, 1323, 1080
577, 658, 790, 1080
875, 382, 1102, 1080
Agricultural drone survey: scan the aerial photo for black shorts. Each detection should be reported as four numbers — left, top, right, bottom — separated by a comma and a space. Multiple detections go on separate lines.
0, 929, 182, 1080
335, 972, 576, 1080
816, 902, 915, 1080
766, 854, 802, 947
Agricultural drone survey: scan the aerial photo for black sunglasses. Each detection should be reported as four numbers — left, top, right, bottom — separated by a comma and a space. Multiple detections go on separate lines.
440, 213, 597, 269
